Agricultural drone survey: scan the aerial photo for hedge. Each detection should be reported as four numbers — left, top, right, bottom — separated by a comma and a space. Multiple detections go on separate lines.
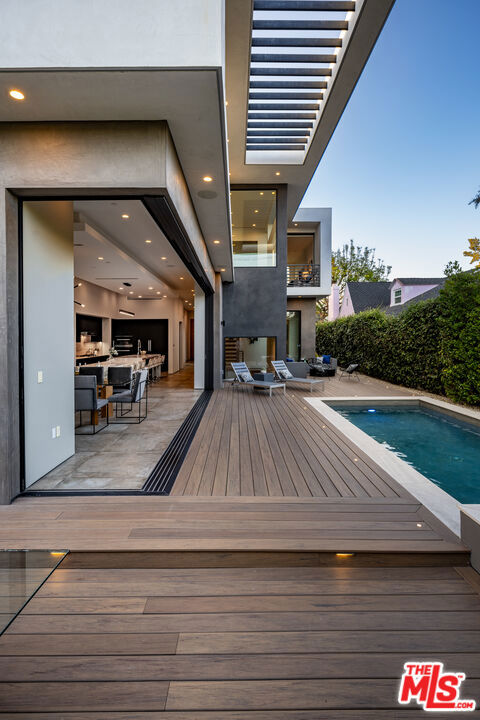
316, 270, 480, 405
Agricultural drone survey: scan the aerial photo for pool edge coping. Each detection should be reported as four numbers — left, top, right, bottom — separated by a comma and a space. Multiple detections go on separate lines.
306, 395, 480, 538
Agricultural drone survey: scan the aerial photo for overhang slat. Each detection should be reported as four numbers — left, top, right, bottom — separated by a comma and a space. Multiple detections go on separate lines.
249, 92, 323, 100
246, 144, 306, 150
253, 0, 355, 9
251, 53, 336, 63
247, 137, 308, 143
248, 103, 320, 110
253, 20, 348, 30
248, 112, 317, 119
247, 130, 311, 136
250, 80, 328, 88
248, 121, 314, 128
251, 67, 332, 76
252, 37, 342, 48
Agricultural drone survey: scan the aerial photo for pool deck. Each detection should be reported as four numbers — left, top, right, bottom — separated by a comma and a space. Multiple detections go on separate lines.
0, 373, 477, 716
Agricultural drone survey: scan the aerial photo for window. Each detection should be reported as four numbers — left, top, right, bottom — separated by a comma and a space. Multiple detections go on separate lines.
394, 289, 402, 304
231, 190, 276, 267
224, 337, 276, 378
286, 311, 301, 361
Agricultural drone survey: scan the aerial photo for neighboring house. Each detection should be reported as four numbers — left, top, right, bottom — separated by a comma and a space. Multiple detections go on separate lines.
329, 278, 446, 320
0, 0, 395, 501
385, 277, 446, 315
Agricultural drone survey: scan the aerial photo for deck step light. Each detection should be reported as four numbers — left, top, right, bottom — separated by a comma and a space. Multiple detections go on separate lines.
336, 553, 355, 558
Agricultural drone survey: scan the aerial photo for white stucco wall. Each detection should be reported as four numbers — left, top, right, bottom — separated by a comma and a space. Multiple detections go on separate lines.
338, 285, 355, 318
0, 0, 224, 70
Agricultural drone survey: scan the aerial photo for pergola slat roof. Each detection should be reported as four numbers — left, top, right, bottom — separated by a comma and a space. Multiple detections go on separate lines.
247, 0, 356, 160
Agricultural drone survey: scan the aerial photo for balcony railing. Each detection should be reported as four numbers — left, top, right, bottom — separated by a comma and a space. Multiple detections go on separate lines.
287, 264, 320, 287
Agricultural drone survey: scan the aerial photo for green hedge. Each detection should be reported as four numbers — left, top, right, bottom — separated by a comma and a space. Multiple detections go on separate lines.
316, 271, 480, 405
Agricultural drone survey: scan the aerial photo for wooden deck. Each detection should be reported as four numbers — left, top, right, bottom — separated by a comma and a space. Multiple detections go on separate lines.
1, 552, 480, 717
172, 376, 414, 497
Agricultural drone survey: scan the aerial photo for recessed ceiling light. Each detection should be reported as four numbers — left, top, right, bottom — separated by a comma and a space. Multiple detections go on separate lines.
161, 256, 167, 260
9, 89, 25, 100
254, 210, 259, 213
275, 172, 280, 176
97, 256, 104, 260
77, 282, 82, 287
145, 239, 152, 244
119, 287, 123, 290
213, 240, 220, 244
121, 214, 129, 219
294, 223, 298, 227
148, 286, 153, 290
163, 295, 167, 298
203, 176, 213, 183
156, 291, 161, 295
252, 223, 256, 227
260, 192, 264, 196
180, 277, 184, 280
80, 303, 85, 308
138, 295, 142, 298
220, 268, 226, 272
129, 291, 134, 294
272, 191, 275, 195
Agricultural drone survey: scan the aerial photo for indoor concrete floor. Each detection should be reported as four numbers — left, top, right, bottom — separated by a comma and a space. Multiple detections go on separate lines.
29, 364, 201, 491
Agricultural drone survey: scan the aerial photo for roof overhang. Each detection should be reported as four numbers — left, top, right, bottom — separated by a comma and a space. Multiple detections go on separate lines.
226, 0, 396, 220
0, 68, 233, 280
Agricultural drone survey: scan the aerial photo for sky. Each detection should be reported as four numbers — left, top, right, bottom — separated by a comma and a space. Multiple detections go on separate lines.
301, 0, 480, 278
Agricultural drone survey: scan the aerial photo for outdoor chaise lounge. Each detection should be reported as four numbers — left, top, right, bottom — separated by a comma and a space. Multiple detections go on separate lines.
231, 362, 286, 397
271, 360, 325, 393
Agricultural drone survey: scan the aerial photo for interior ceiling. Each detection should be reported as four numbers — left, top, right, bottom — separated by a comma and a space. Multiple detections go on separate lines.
225, 0, 396, 221
0, 68, 232, 279
74, 200, 195, 310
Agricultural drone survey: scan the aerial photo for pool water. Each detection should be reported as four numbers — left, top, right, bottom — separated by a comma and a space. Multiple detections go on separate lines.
330, 405, 480, 504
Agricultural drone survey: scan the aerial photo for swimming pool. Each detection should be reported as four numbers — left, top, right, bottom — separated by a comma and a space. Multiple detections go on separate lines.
329, 404, 480, 504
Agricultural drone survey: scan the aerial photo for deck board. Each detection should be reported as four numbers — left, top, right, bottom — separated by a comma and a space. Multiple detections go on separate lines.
1, 557, 479, 716
173, 379, 413, 499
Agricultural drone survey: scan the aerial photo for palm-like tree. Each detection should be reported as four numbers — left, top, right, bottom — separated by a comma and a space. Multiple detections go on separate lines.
469, 189, 480, 209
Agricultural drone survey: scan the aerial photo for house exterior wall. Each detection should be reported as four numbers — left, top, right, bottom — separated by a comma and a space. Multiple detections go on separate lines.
390, 280, 438, 306
339, 285, 355, 318
286, 298, 317, 360
222, 185, 288, 372
0, 120, 215, 502
0, 0, 224, 70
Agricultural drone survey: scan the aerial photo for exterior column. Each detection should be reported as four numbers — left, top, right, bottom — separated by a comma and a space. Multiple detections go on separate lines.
194, 285, 205, 390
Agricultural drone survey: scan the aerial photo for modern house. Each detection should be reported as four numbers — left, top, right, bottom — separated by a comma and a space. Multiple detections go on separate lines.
0, 0, 396, 502
329, 276, 446, 319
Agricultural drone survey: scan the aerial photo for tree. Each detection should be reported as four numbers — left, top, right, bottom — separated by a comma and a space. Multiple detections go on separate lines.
316, 240, 391, 321
463, 238, 480, 269
332, 239, 391, 293
464, 189, 480, 269
444, 260, 463, 277
469, 188, 480, 209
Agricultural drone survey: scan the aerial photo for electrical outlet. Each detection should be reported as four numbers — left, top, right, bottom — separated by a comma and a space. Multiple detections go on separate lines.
51, 427, 56, 439
56, 426, 61, 437
37, 371, 43, 384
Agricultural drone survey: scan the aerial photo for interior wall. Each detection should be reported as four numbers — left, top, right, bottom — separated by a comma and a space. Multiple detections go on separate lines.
23, 201, 75, 487
75, 279, 188, 374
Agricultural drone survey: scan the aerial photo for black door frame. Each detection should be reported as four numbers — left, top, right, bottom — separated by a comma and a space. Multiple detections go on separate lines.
17, 191, 215, 492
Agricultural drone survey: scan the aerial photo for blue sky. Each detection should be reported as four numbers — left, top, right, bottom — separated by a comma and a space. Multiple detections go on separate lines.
301, 0, 480, 278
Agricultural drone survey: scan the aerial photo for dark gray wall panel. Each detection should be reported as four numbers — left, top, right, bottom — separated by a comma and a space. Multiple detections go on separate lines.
222, 185, 287, 364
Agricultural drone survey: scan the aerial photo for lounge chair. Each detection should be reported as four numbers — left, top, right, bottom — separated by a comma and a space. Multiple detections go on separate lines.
271, 360, 325, 393
339, 363, 360, 381
231, 362, 285, 397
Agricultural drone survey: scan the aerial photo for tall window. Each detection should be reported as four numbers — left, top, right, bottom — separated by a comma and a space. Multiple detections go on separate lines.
231, 189, 277, 267
394, 288, 402, 304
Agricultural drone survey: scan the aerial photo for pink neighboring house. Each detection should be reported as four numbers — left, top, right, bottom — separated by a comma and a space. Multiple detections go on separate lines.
328, 277, 446, 320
